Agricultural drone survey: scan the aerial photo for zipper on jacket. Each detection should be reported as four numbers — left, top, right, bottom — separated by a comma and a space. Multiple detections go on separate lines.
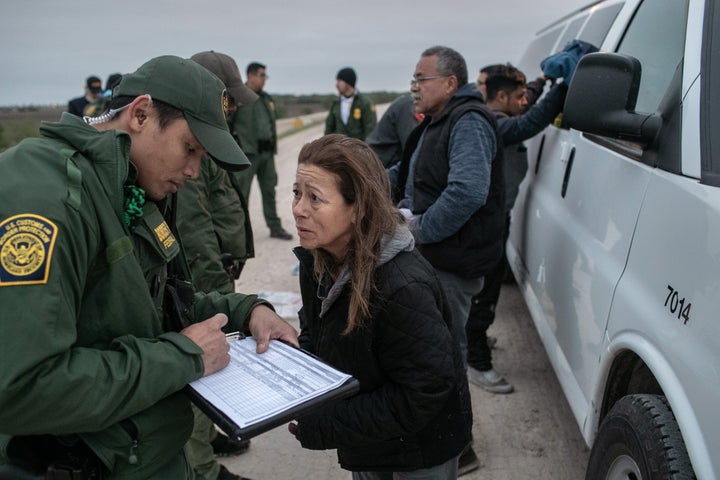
120, 419, 140, 465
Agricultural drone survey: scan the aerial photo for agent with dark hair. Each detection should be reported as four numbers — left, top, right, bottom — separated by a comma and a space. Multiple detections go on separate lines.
0, 55, 297, 480
289, 134, 471, 480
231, 61, 293, 240
324, 67, 377, 140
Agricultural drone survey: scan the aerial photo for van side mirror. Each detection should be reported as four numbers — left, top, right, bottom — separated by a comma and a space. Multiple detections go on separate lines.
563, 53, 661, 145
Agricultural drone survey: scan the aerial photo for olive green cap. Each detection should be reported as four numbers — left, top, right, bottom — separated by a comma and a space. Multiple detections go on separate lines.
190, 51, 259, 106
116, 55, 249, 171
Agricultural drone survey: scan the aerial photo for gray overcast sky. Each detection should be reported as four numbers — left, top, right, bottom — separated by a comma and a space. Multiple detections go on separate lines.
0, 0, 589, 107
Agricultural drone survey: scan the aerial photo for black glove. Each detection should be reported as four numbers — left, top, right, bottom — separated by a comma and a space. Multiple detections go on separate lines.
220, 253, 245, 280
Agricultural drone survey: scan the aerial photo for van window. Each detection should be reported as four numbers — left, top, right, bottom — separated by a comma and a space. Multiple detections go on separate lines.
615, 0, 689, 113
578, 3, 624, 47
517, 26, 564, 79
556, 16, 588, 51
518, 3, 624, 82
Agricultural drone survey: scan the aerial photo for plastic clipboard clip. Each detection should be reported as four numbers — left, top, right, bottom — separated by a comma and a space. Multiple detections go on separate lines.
225, 331, 245, 341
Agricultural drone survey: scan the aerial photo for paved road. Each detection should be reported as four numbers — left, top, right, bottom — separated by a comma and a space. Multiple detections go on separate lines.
223, 108, 590, 479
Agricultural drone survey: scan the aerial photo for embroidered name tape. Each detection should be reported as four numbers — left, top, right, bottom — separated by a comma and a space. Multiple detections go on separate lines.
154, 221, 176, 250
0, 214, 58, 286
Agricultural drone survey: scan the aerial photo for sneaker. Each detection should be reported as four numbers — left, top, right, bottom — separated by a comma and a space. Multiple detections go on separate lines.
217, 464, 253, 480
457, 444, 480, 476
487, 335, 497, 349
211, 432, 251, 457
270, 227, 293, 240
467, 367, 514, 394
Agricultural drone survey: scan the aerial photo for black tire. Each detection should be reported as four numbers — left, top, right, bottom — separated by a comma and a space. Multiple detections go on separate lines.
585, 394, 696, 480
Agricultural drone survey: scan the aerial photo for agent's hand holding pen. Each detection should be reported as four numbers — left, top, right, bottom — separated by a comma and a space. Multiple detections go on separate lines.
181, 305, 299, 377
181, 314, 231, 376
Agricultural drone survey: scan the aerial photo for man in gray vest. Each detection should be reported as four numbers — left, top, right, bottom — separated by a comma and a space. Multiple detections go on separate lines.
388, 45, 505, 477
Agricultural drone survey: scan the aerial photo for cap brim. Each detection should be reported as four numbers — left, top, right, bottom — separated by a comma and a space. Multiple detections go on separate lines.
185, 114, 250, 172
227, 81, 258, 107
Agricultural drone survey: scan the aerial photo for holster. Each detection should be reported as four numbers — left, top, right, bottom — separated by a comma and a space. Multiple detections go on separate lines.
220, 253, 245, 281
163, 276, 195, 332
257, 139, 274, 153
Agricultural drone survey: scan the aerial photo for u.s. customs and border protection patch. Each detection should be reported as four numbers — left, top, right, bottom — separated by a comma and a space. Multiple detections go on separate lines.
0, 214, 58, 286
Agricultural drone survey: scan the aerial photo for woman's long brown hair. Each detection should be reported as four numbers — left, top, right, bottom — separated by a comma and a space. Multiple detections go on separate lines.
297, 134, 399, 333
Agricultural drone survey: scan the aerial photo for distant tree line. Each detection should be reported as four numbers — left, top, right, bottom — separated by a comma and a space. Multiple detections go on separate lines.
0, 92, 405, 152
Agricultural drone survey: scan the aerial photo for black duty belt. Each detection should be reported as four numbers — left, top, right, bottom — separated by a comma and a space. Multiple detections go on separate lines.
257, 139, 274, 153
3, 435, 105, 480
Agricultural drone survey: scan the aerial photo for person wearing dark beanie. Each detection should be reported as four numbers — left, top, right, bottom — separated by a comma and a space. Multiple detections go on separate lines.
325, 66, 377, 140
336, 67, 357, 88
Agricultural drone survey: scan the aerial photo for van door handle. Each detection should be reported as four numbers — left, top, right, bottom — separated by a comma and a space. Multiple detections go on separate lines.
534, 135, 546, 174
561, 146, 576, 198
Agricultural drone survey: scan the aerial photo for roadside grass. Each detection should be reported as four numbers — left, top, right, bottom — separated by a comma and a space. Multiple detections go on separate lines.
0, 117, 325, 153
0, 119, 41, 152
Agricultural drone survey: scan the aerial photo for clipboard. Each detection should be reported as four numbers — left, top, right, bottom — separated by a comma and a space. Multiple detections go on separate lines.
186, 336, 360, 441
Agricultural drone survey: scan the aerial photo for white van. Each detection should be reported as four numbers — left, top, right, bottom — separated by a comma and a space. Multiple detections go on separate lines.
508, 0, 718, 478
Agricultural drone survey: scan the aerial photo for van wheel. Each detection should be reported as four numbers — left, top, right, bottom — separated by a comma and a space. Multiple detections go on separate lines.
585, 394, 695, 480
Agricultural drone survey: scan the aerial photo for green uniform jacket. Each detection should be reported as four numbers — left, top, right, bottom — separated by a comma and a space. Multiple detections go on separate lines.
177, 157, 254, 294
230, 90, 277, 155
0, 113, 265, 479
324, 92, 377, 140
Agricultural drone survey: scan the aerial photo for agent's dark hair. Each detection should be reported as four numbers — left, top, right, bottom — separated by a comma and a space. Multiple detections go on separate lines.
246, 62, 266, 76
106, 95, 184, 129
485, 64, 527, 102
296, 134, 399, 333
422, 45, 468, 87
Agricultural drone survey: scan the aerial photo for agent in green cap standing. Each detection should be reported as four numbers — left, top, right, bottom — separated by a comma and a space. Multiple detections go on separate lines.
180, 50, 261, 480
0, 55, 298, 480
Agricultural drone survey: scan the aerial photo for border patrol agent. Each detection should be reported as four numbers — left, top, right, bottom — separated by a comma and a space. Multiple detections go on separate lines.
0, 55, 298, 480
181, 51, 259, 295
68, 75, 102, 117
180, 50, 261, 480
324, 67, 377, 141
83, 73, 123, 119
231, 62, 293, 240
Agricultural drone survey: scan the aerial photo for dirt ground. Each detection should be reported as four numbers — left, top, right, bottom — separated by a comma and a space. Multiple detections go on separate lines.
223, 109, 590, 479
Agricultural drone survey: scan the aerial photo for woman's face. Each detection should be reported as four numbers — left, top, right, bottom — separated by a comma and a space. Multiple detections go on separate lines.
292, 163, 355, 262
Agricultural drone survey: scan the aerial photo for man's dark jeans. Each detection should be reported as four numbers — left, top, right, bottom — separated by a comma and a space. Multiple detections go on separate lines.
466, 214, 510, 371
